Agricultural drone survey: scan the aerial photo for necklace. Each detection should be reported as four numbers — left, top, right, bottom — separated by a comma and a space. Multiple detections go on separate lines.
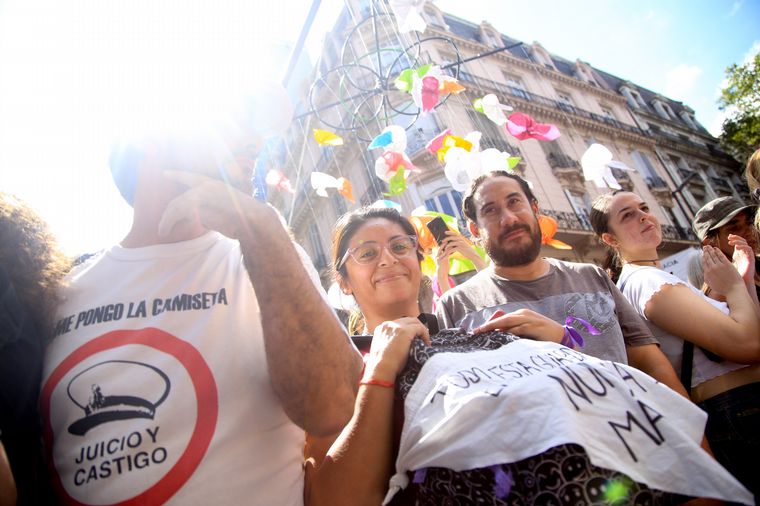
628, 259, 659, 265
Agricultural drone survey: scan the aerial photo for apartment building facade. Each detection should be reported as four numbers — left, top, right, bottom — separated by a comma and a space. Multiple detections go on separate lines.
264, 1, 745, 281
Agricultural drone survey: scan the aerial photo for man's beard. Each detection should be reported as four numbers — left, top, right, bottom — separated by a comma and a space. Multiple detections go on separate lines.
484, 220, 542, 268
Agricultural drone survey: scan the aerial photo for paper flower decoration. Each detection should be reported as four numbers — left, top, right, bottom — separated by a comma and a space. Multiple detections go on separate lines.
473, 94, 513, 126
538, 215, 572, 249
310, 171, 355, 202
384, 167, 408, 196
368, 125, 407, 152
506, 112, 561, 141
265, 169, 295, 194
437, 134, 474, 162
425, 128, 452, 155
372, 126, 419, 192
313, 129, 344, 146
388, 0, 427, 33
580, 143, 634, 190
395, 64, 465, 113
442, 131, 522, 192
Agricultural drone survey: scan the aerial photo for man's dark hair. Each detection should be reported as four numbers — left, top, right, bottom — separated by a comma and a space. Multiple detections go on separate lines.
462, 171, 537, 223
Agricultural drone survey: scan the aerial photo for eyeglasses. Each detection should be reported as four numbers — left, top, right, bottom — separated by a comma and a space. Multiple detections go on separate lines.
337, 235, 418, 270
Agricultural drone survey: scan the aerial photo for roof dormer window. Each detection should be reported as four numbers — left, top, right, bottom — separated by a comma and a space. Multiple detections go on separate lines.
530, 43, 556, 70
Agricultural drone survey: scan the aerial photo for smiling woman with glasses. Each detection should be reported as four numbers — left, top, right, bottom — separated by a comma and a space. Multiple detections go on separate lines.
336, 235, 419, 270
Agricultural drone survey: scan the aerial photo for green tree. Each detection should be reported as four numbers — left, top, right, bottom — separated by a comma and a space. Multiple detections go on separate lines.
718, 52, 760, 165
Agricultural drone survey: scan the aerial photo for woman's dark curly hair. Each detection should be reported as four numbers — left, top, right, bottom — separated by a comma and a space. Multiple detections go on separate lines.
0, 193, 71, 337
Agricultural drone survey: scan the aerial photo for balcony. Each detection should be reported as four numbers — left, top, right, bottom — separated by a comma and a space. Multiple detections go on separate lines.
708, 176, 732, 192
453, 70, 645, 136
661, 224, 697, 242
678, 167, 698, 180
547, 152, 579, 169
479, 135, 521, 156
645, 175, 669, 189
540, 208, 592, 232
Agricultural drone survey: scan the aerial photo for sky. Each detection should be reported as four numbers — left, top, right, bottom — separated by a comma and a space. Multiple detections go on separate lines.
1, 0, 758, 256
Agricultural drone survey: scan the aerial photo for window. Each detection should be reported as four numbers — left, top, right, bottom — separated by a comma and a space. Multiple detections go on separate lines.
564, 189, 592, 230
556, 92, 574, 112
630, 150, 657, 181
668, 155, 693, 178
540, 140, 579, 170
557, 92, 574, 105
503, 73, 529, 101
425, 190, 465, 223
679, 111, 697, 129
424, 6, 444, 27
652, 100, 675, 121
601, 107, 616, 120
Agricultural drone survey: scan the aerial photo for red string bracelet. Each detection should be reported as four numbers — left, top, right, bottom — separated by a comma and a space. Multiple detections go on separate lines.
359, 378, 394, 389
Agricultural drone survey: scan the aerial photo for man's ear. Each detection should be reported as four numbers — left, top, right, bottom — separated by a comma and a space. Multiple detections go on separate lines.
601, 232, 618, 249
531, 200, 540, 216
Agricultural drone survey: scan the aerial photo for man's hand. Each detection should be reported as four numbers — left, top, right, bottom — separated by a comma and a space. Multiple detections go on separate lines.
158, 170, 258, 239
472, 308, 564, 343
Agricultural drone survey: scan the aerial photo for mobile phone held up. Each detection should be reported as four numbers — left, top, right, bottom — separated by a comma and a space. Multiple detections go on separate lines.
426, 216, 449, 245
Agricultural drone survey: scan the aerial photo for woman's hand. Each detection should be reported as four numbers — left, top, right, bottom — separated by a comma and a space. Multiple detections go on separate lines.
438, 231, 487, 271
702, 244, 744, 296
363, 318, 430, 383
472, 308, 564, 344
728, 233, 756, 285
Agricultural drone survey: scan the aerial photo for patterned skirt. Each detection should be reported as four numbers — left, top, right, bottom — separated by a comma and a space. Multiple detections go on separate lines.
394, 443, 687, 506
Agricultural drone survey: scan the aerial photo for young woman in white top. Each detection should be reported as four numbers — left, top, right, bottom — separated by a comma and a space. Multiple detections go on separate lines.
590, 190, 760, 500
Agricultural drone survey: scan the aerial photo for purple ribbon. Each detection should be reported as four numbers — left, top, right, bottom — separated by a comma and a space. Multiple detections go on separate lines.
561, 315, 600, 349
412, 468, 427, 484
490, 465, 513, 499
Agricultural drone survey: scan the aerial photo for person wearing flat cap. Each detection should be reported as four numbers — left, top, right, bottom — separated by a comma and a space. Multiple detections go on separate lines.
693, 196, 760, 301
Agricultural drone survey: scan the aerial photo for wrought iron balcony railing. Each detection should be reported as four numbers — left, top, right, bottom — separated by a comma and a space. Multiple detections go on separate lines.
547, 152, 579, 169
454, 71, 645, 136
645, 175, 669, 189
661, 224, 697, 242
540, 209, 592, 232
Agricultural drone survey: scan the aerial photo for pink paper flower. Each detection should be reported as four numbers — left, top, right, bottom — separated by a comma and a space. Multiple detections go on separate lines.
506, 112, 561, 141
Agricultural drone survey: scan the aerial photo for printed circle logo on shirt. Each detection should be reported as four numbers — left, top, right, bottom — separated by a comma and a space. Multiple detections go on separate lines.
41, 327, 218, 506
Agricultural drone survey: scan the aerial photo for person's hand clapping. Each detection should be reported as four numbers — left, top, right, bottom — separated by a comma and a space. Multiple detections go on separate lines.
728, 233, 756, 285
702, 244, 744, 296
363, 317, 430, 383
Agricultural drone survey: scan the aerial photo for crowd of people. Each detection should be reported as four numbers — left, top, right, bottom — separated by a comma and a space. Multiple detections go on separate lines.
1, 87, 760, 505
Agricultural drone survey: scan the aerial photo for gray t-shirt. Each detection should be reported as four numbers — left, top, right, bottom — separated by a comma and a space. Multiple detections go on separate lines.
436, 258, 656, 364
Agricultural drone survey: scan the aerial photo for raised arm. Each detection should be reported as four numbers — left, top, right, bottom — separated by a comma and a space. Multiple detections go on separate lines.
159, 170, 363, 436
645, 245, 760, 363
0, 442, 15, 506
305, 318, 430, 506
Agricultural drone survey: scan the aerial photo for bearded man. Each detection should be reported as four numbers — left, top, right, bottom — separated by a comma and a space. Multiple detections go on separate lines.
436, 171, 686, 394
